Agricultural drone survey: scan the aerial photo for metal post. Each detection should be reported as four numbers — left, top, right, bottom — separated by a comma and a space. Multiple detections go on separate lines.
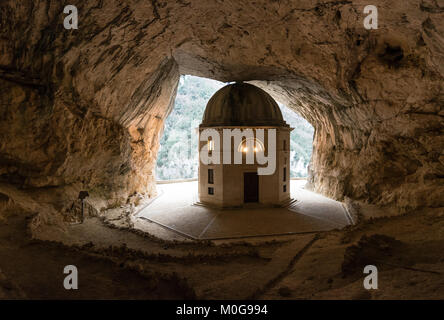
78, 191, 89, 224
81, 199, 84, 223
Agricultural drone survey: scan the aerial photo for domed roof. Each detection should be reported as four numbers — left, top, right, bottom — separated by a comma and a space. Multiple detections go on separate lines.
201, 82, 288, 127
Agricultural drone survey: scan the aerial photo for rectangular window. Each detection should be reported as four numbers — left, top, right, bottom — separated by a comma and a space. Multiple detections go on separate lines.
283, 139, 286, 151
283, 167, 286, 182
283, 184, 287, 192
208, 139, 214, 151
208, 187, 214, 195
208, 169, 214, 184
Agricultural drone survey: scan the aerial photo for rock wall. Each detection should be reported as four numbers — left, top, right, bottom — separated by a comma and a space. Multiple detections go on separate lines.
0, 0, 442, 214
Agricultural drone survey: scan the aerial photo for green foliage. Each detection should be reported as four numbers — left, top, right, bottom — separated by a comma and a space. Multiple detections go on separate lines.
156, 76, 224, 180
279, 104, 314, 177
156, 76, 314, 180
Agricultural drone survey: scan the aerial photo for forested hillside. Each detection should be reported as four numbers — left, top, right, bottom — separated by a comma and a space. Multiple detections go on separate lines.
156, 76, 314, 180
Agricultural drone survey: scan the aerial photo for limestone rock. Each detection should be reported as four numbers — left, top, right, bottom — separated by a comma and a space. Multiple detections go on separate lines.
0, 0, 442, 222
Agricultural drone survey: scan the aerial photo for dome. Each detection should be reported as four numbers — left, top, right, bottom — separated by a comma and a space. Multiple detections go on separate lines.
201, 82, 288, 127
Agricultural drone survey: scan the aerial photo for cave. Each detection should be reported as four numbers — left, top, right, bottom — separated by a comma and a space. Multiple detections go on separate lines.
0, 0, 443, 301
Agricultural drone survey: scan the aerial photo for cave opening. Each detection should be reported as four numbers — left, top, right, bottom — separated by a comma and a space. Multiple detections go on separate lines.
136, 74, 352, 236
155, 75, 314, 183
139, 75, 351, 238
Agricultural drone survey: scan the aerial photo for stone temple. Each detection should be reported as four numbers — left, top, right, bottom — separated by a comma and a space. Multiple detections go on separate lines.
198, 82, 293, 207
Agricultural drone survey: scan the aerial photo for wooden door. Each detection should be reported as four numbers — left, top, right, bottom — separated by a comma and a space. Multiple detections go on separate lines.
244, 172, 259, 203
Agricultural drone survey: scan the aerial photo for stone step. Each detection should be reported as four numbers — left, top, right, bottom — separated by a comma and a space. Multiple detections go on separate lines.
279, 198, 298, 209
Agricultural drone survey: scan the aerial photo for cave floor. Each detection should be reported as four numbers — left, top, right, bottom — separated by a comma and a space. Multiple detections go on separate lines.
136, 180, 351, 240
0, 215, 193, 299
1, 201, 443, 299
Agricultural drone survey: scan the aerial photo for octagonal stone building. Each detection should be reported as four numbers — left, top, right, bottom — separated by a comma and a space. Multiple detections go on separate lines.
198, 82, 293, 208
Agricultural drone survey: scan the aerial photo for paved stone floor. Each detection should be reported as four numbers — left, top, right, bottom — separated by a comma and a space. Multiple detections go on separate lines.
137, 180, 352, 240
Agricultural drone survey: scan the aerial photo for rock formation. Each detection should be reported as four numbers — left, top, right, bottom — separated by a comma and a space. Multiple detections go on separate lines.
0, 0, 442, 224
